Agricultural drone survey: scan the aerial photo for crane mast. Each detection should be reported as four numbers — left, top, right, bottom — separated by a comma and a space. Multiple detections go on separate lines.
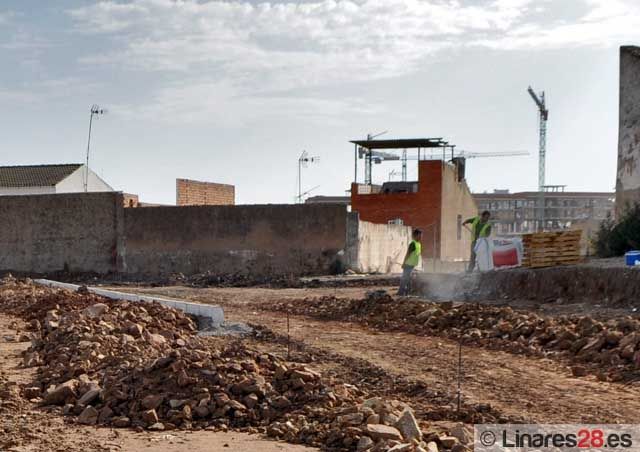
528, 86, 549, 231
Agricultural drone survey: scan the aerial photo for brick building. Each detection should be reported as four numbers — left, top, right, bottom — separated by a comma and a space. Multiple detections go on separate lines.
350, 159, 477, 262
473, 190, 615, 235
176, 178, 235, 206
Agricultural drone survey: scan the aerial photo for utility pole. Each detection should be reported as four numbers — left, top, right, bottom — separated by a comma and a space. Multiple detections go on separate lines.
84, 104, 107, 192
527, 86, 548, 231
401, 149, 407, 181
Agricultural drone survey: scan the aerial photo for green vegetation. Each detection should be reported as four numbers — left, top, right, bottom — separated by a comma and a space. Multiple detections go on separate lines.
594, 203, 640, 257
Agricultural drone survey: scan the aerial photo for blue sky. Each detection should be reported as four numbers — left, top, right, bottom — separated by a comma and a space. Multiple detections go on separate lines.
1, 0, 639, 204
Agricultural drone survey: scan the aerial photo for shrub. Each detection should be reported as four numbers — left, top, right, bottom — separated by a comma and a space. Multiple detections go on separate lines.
593, 203, 640, 257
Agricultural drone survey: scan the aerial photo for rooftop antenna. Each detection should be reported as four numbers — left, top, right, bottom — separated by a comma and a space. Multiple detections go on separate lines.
84, 104, 107, 192
527, 86, 549, 230
297, 150, 319, 203
299, 185, 321, 202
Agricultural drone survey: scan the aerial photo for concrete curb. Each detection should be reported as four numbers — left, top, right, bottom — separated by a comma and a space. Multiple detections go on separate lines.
33, 279, 224, 326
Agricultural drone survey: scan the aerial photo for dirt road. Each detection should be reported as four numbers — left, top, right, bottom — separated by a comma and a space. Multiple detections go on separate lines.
122, 286, 640, 424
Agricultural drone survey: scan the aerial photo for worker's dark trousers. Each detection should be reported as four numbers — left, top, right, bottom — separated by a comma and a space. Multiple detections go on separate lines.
398, 264, 415, 296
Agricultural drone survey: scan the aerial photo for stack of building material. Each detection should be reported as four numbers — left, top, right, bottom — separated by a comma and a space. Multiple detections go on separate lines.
521, 230, 582, 268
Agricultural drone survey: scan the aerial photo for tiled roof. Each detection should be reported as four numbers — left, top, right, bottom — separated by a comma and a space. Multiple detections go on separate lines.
0, 164, 82, 187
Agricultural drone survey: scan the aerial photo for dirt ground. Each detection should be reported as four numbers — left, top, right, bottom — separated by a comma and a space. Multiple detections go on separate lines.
5, 282, 640, 450
118, 286, 640, 424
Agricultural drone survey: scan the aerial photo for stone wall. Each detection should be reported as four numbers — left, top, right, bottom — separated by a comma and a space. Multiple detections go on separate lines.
616, 45, 640, 215
0, 192, 123, 274
0, 193, 412, 278
123, 204, 347, 277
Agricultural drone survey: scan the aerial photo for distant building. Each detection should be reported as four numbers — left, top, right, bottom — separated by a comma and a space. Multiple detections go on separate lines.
176, 178, 235, 206
0, 164, 113, 196
473, 189, 615, 235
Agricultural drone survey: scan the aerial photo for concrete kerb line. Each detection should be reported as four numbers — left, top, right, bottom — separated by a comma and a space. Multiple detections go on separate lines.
33, 279, 224, 327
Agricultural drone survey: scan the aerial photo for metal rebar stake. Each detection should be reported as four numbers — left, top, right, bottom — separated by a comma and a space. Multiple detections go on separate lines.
287, 309, 291, 360
457, 338, 462, 413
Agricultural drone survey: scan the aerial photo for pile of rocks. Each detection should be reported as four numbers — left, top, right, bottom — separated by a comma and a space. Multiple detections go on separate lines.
261, 293, 640, 381
0, 279, 459, 451
267, 396, 472, 452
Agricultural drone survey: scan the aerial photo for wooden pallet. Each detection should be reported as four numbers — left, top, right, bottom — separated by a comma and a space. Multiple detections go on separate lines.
521, 230, 583, 268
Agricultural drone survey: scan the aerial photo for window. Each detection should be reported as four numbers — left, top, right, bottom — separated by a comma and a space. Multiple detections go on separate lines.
457, 214, 462, 240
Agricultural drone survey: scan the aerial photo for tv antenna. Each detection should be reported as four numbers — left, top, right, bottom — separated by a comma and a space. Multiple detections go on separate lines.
297, 150, 319, 203
84, 104, 107, 192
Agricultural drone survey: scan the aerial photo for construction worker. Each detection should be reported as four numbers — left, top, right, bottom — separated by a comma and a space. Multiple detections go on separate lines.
463, 210, 492, 272
398, 228, 422, 296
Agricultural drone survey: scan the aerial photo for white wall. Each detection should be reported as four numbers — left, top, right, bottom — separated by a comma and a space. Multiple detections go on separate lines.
350, 219, 412, 273
440, 163, 477, 262
55, 165, 114, 193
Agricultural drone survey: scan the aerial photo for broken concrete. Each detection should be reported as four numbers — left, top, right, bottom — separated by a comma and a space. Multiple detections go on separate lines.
34, 279, 224, 326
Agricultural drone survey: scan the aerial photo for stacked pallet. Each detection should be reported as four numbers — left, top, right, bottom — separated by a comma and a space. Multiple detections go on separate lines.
521, 229, 582, 268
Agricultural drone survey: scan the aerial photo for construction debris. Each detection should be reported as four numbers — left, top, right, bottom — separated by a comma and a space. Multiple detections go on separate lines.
0, 279, 458, 451
168, 272, 400, 289
259, 291, 640, 382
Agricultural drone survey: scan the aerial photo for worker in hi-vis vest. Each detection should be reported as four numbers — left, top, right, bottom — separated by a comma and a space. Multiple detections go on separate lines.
398, 228, 423, 296
463, 210, 492, 272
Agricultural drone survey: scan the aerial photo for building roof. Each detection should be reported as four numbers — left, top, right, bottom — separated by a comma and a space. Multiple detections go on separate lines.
0, 164, 82, 188
473, 191, 614, 199
350, 138, 448, 149
305, 195, 350, 205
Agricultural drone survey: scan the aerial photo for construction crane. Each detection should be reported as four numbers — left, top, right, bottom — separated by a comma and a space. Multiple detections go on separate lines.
361, 131, 389, 184
527, 85, 549, 231
385, 150, 528, 182
527, 86, 548, 191
421, 150, 529, 160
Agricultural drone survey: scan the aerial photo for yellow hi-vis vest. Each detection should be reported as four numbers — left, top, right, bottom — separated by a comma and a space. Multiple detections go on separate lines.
404, 239, 422, 267
472, 217, 491, 239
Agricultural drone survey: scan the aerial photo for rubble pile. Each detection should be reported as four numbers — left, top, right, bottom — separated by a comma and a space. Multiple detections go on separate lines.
262, 292, 640, 381
169, 271, 300, 288
169, 271, 400, 289
0, 280, 465, 451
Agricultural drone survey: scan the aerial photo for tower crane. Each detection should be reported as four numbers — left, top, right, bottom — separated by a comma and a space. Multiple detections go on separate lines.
421, 150, 529, 160
527, 86, 548, 192
528, 85, 549, 230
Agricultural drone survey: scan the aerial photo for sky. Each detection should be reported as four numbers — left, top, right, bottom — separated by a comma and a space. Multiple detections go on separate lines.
0, 0, 638, 205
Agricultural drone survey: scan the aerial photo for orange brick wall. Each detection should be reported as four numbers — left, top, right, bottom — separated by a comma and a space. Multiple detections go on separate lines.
351, 160, 444, 258
123, 193, 139, 208
176, 179, 235, 206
